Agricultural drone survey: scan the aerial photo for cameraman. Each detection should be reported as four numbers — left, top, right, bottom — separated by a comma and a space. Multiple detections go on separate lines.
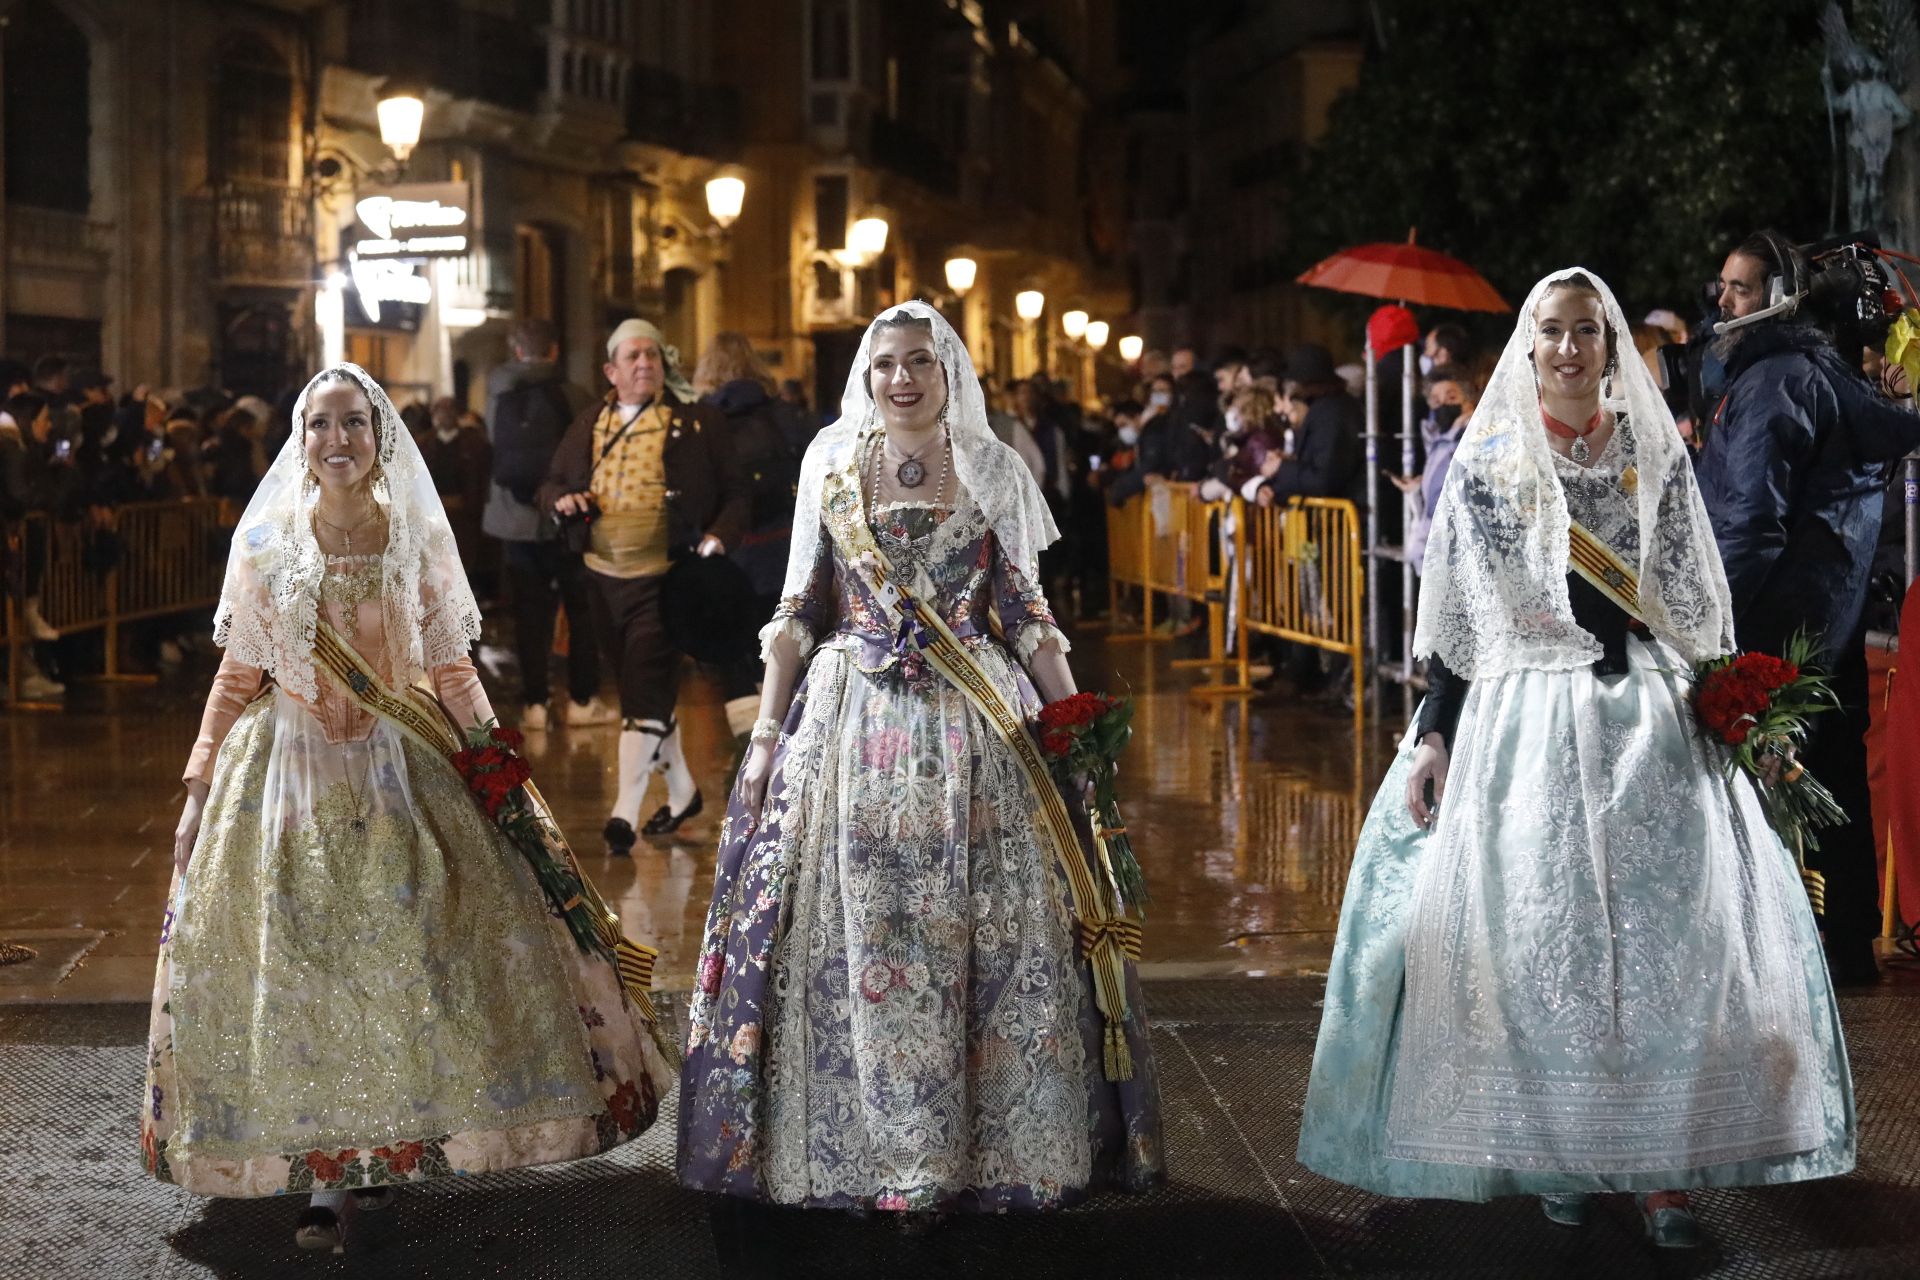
1695, 230, 1920, 985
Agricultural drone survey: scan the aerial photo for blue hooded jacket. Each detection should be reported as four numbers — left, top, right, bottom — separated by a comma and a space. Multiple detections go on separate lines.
1695, 323, 1920, 669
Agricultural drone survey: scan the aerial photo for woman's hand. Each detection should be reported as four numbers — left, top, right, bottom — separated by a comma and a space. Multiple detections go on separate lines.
1405, 733, 1450, 829
173, 779, 210, 873
734, 739, 776, 824
553, 490, 595, 517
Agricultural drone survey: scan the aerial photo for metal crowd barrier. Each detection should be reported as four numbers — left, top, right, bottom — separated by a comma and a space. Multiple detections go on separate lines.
2, 498, 234, 703
1106, 487, 1366, 738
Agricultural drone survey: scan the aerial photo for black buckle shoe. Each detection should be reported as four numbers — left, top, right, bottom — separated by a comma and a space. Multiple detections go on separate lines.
642, 790, 703, 836
603, 817, 637, 857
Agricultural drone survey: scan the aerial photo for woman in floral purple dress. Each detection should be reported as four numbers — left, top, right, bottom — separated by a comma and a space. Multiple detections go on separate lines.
678, 302, 1164, 1214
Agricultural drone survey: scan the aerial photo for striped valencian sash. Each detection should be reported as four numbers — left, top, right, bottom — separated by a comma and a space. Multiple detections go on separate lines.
310, 621, 661, 1023
818, 462, 1143, 1080
1567, 520, 1646, 624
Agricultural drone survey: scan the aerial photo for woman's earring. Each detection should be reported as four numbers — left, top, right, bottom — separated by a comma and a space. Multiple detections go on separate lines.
937, 396, 951, 431
370, 464, 390, 505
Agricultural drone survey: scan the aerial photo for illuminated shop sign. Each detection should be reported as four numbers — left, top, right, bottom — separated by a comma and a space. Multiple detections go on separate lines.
350, 182, 472, 259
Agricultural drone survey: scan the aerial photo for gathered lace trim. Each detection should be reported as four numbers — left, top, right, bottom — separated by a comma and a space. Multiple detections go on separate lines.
759, 614, 818, 663
1010, 621, 1070, 664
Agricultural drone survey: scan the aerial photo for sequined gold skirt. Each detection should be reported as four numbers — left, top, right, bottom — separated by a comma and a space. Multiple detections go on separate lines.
141, 690, 674, 1197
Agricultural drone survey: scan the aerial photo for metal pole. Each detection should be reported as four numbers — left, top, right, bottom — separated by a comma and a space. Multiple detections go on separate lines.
1905, 453, 1917, 590
1363, 334, 1379, 712
1400, 323, 1416, 721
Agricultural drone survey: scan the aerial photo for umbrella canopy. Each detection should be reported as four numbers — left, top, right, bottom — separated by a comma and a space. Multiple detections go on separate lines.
1297, 238, 1509, 313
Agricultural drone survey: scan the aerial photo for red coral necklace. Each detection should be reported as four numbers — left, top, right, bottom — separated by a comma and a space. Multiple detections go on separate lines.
1540, 402, 1604, 464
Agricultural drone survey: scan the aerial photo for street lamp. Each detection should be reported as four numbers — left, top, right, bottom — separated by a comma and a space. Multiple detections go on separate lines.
375, 81, 425, 167
1085, 320, 1109, 351
944, 256, 978, 296
849, 216, 890, 263
705, 174, 746, 230
1118, 334, 1143, 362
1015, 290, 1045, 322
1062, 309, 1089, 340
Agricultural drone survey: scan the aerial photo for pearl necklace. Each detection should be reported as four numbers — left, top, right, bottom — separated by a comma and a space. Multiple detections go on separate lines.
869, 428, 949, 509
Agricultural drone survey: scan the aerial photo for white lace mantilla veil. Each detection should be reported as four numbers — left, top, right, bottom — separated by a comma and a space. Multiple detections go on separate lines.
212, 362, 483, 702
1412, 267, 1734, 680
775, 299, 1059, 607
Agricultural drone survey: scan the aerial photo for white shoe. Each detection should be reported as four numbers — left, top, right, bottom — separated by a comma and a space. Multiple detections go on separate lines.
22, 598, 58, 642
565, 695, 619, 727
521, 702, 550, 731
19, 673, 65, 698
476, 643, 512, 678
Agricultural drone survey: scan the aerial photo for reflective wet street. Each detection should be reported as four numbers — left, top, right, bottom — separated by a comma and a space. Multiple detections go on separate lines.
0, 627, 1397, 1001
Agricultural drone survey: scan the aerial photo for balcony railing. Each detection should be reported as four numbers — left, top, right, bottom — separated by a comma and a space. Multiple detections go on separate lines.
5, 204, 112, 265
193, 184, 314, 286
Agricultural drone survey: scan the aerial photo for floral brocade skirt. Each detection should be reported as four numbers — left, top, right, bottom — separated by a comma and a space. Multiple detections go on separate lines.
1297, 637, 1855, 1200
142, 690, 675, 1198
678, 640, 1165, 1211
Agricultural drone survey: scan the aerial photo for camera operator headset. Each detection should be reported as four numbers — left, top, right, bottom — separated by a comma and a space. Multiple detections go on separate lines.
1693, 228, 1920, 984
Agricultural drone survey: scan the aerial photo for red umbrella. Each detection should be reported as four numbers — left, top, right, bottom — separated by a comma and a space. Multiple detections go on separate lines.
1297, 232, 1509, 313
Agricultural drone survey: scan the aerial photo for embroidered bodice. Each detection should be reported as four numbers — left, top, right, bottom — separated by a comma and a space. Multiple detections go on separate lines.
765, 491, 1066, 681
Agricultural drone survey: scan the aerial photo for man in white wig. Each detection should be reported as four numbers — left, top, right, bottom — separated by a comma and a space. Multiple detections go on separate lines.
542, 319, 748, 854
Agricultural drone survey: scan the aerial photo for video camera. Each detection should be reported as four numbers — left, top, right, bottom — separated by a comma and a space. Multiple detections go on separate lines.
1650, 232, 1907, 424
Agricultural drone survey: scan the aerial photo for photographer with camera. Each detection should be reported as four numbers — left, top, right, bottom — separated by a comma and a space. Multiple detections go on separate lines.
541, 319, 748, 855
1695, 230, 1920, 985
484, 317, 611, 731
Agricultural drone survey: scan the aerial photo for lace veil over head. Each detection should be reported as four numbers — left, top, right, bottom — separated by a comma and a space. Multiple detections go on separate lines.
212, 362, 483, 701
1413, 268, 1734, 680
780, 300, 1059, 600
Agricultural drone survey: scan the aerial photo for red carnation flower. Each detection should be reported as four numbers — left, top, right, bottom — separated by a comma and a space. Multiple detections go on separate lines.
489, 725, 525, 751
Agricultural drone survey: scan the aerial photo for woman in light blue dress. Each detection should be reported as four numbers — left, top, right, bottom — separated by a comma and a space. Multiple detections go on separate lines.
1297, 269, 1854, 1248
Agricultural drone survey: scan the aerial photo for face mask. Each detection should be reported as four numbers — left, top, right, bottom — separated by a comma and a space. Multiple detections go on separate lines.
1431, 403, 1462, 432
1149, 390, 1172, 408
434, 424, 460, 442
1118, 425, 1140, 445
1418, 354, 1435, 377
1224, 411, 1244, 436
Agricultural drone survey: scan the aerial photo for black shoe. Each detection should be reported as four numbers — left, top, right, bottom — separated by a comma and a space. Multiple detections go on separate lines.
1824, 935, 1881, 986
603, 817, 637, 857
642, 790, 703, 836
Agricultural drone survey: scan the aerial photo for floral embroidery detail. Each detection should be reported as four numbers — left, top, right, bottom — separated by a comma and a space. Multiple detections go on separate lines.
607, 1080, 644, 1135
728, 1022, 761, 1064
373, 1140, 423, 1175
697, 951, 724, 995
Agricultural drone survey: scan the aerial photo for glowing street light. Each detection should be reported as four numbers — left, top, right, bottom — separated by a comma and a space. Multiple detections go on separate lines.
1118, 334, 1143, 362
1062, 309, 1089, 340
704, 174, 746, 230
848, 216, 890, 262
943, 256, 978, 295
375, 82, 425, 165
1085, 320, 1110, 351
1015, 290, 1045, 322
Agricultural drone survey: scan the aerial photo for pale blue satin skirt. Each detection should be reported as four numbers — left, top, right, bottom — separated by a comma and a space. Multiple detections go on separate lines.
1297, 636, 1855, 1200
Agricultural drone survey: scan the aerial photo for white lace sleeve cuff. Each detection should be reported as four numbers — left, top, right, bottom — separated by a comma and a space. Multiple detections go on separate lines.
1011, 620, 1071, 665
759, 615, 818, 662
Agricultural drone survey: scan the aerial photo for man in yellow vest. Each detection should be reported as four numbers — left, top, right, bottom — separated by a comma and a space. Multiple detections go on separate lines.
542, 319, 748, 854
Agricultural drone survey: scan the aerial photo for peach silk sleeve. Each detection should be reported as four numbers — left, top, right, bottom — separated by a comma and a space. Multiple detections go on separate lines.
183, 652, 266, 786
431, 656, 495, 735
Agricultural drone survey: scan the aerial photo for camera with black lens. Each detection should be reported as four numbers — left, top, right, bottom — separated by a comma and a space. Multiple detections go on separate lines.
553, 494, 600, 555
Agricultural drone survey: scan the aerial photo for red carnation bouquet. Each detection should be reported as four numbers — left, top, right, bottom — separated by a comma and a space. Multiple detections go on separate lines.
1692, 631, 1846, 901
453, 721, 607, 959
1035, 692, 1146, 912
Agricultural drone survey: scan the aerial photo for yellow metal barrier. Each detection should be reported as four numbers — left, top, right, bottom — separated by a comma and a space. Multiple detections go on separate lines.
3, 499, 234, 701
1106, 488, 1366, 737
